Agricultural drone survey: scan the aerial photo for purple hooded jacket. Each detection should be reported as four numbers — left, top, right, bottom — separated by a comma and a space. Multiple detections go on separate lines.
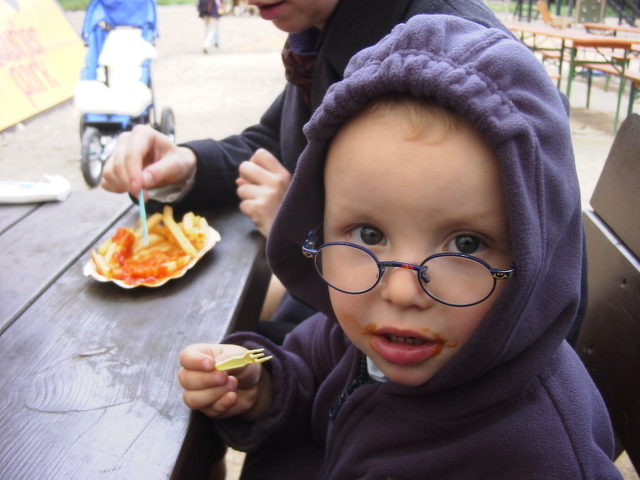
217, 15, 619, 479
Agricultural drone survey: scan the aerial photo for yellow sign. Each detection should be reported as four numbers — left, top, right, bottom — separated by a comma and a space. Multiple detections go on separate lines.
0, 0, 86, 131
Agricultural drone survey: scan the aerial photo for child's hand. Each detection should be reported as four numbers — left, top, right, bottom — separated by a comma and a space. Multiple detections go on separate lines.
178, 343, 272, 420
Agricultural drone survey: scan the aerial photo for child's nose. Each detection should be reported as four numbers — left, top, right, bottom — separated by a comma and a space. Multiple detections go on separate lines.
379, 266, 434, 309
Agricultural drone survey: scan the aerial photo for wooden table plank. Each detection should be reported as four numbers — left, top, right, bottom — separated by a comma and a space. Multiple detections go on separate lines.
0, 202, 39, 235
0, 206, 269, 479
583, 22, 640, 37
0, 190, 132, 334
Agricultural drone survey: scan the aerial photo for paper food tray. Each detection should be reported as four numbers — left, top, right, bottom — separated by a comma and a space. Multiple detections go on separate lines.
84, 226, 221, 288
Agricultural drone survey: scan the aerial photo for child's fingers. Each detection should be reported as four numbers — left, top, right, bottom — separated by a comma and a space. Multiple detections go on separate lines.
177, 367, 229, 391
201, 391, 240, 418
182, 385, 235, 413
179, 343, 218, 371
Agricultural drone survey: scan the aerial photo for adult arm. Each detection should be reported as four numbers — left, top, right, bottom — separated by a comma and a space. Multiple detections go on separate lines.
170, 90, 286, 211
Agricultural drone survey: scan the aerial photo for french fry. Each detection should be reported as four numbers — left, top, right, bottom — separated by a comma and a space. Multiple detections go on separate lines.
97, 239, 112, 256
103, 241, 117, 263
146, 212, 163, 230
91, 207, 216, 286
197, 216, 209, 233
132, 233, 166, 255
163, 206, 197, 256
91, 250, 112, 278
182, 212, 195, 235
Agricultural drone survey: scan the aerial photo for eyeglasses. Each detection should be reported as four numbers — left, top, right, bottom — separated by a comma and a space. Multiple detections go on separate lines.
302, 231, 515, 307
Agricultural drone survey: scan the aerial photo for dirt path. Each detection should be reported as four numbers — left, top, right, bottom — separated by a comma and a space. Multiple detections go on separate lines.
0, 5, 287, 192
0, 6, 617, 208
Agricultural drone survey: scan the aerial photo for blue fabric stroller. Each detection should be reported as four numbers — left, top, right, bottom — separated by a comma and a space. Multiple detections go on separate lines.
74, 0, 175, 186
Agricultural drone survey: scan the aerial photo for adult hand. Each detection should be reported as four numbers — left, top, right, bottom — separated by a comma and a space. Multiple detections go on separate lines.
236, 148, 292, 237
178, 343, 272, 421
101, 124, 197, 198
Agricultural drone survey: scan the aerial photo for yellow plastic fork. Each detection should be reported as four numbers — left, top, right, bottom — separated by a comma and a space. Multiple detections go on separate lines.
214, 348, 273, 371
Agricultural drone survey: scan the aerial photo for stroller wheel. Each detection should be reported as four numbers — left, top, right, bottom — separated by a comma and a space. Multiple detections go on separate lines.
81, 127, 104, 187
160, 108, 176, 142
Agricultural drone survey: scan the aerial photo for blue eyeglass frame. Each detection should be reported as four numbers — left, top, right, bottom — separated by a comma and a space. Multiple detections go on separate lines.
302, 230, 515, 307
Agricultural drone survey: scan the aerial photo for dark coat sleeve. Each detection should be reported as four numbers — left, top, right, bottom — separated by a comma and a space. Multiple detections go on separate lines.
214, 313, 349, 452
174, 90, 286, 211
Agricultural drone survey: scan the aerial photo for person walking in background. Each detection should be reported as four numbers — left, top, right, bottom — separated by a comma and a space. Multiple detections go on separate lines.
198, 0, 223, 53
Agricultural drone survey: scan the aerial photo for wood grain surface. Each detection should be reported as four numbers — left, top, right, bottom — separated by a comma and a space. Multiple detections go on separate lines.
0, 198, 269, 479
590, 114, 640, 258
0, 190, 132, 334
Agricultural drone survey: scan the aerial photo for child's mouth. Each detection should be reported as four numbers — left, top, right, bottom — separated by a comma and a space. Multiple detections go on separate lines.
372, 332, 443, 365
255, 1, 285, 20
386, 334, 426, 346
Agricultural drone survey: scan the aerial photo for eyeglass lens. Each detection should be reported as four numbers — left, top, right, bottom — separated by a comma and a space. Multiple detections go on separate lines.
315, 243, 496, 306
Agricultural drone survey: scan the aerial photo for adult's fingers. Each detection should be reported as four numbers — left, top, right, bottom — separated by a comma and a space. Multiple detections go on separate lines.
101, 126, 158, 195
238, 159, 271, 186
236, 181, 263, 202
140, 146, 197, 190
250, 148, 287, 174
101, 131, 136, 194
101, 126, 196, 196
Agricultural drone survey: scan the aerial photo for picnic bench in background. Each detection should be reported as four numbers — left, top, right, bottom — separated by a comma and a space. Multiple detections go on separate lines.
575, 113, 640, 473
506, 20, 636, 132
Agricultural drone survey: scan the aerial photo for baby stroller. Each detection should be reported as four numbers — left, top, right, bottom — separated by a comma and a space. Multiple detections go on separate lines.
74, 0, 175, 187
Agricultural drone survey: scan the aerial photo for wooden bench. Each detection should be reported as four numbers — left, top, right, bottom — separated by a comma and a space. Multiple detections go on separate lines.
580, 63, 640, 133
575, 113, 640, 473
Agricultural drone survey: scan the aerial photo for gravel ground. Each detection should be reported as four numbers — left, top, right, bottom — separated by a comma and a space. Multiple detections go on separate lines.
0, 6, 288, 192
0, 8, 620, 207
0, 5, 636, 479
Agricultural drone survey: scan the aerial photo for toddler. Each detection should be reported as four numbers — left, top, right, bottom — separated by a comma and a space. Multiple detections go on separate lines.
178, 14, 619, 479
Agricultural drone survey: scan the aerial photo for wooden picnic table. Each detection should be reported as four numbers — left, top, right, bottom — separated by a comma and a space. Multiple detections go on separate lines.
583, 22, 640, 37
506, 21, 637, 131
0, 189, 270, 478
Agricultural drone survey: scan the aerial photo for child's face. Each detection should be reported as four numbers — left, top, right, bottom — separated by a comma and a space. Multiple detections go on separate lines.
323, 108, 513, 387
248, 0, 340, 32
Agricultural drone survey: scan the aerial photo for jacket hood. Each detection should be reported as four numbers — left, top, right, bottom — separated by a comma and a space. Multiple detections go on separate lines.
266, 14, 582, 396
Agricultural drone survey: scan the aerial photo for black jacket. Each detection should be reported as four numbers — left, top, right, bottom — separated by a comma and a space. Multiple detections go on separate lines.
176, 0, 510, 210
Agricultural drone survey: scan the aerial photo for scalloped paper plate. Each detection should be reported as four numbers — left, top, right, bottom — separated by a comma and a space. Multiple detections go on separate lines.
83, 227, 221, 289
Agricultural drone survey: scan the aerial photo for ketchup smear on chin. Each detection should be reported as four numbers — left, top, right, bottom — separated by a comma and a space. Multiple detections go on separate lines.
371, 334, 444, 366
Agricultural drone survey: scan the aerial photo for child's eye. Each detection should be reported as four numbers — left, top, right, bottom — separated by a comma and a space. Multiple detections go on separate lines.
446, 234, 486, 255
350, 226, 386, 246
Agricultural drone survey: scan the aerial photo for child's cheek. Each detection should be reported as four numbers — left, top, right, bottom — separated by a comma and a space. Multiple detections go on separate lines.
329, 290, 363, 329
447, 304, 493, 347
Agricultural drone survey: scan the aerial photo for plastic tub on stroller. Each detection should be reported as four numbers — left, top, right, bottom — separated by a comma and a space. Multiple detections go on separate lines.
74, 0, 175, 187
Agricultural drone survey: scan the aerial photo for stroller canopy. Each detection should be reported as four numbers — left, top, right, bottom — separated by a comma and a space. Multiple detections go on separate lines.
82, 0, 159, 41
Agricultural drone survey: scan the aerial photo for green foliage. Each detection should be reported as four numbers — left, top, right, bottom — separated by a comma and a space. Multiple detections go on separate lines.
57, 0, 193, 11
58, 0, 91, 10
